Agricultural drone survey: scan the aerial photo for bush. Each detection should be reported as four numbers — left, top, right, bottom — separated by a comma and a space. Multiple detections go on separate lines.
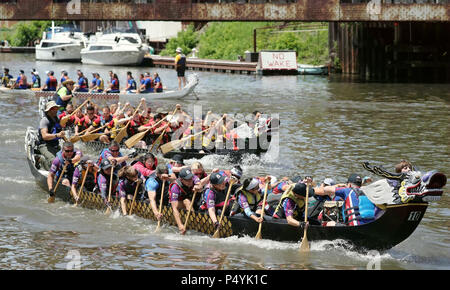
160, 25, 199, 56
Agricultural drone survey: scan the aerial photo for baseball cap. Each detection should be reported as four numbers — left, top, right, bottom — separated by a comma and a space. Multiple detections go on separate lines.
101, 159, 112, 170
245, 178, 260, 191
347, 173, 362, 186
292, 183, 308, 197
179, 167, 193, 180
45, 101, 59, 112
210, 172, 226, 185
323, 178, 336, 186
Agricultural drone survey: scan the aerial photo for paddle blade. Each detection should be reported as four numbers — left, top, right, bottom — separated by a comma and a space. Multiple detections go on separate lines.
124, 131, 147, 148
255, 224, 263, 240
69, 135, 81, 143
60, 115, 70, 127
212, 229, 220, 239
114, 127, 128, 143
299, 236, 310, 253
160, 139, 184, 155
155, 221, 161, 233
81, 133, 102, 142
48, 194, 55, 203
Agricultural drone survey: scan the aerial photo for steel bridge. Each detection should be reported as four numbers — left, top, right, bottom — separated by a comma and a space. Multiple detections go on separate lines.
0, 0, 449, 22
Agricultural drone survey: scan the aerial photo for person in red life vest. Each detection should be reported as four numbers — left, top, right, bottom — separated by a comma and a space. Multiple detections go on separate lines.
169, 167, 202, 234
74, 105, 101, 136
106, 72, 120, 93
13, 70, 28, 89
153, 72, 163, 93
42, 70, 58, 91
47, 142, 83, 196
58, 103, 75, 129
132, 153, 158, 178
71, 156, 99, 203
74, 70, 89, 92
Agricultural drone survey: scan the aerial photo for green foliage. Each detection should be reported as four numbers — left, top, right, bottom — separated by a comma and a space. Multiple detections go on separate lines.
161, 22, 329, 65
4, 21, 69, 47
160, 25, 199, 56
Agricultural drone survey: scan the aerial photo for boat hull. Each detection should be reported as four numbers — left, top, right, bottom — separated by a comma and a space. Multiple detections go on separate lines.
36, 44, 83, 61
81, 49, 146, 65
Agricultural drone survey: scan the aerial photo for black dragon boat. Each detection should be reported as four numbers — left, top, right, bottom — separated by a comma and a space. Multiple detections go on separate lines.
38, 97, 272, 162
25, 127, 447, 251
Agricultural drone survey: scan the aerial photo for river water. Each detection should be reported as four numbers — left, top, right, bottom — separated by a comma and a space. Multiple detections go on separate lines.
0, 53, 449, 270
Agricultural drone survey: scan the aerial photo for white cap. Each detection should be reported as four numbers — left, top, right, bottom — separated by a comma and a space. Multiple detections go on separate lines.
176, 47, 182, 53
246, 178, 260, 191
323, 178, 336, 186
270, 176, 278, 186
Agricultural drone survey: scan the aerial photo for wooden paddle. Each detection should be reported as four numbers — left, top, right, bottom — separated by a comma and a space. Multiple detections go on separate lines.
154, 181, 166, 233
114, 101, 144, 143
129, 179, 142, 216
212, 178, 235, 238
299, 183, 311, 252
160, 115, 225, 155
48, 163, 68, 203
69, 127, 91, 143
148, 106, 180, 151
124, 114, 169, 149
181, 190, 198, 235
255, 178, 270, 240
104, 164, 115, 215
77, 123, 109, 143
75, 163, 92, 206
60, 97, 91, 127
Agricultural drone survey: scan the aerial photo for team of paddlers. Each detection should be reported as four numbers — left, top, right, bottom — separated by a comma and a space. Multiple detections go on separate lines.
35, 79, 405, 235
1, 67, 164, 94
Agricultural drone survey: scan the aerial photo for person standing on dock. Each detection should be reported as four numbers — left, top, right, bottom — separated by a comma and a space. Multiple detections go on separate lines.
174, 47, 186, 90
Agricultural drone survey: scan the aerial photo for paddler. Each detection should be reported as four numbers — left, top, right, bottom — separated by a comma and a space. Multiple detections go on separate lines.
29, 69, 41, 88
1, 68, 13, 87
47, 142, 82, 194
168, 167, 202, 234
272, 179, 314, 227
71, 156, 98, 202
95, 159, 118, 205
74, 70, 89, 92
117, 166, 146, 215
38, 101, 65, 170
13, 70, 28, 89
41, 70, 58, 91
54, 78, 74, 117
146, 164, 171, 221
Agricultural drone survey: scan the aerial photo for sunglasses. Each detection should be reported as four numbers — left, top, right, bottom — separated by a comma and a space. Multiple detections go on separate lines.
110, 149, 119, 153
64, 149, 74, 153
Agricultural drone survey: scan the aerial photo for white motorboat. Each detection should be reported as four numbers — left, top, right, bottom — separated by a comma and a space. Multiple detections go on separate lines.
81, 30, 149, 66
35, 23, 87, 62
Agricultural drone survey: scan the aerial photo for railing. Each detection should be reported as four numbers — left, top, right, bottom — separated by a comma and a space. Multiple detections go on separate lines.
340, 0, 449, 3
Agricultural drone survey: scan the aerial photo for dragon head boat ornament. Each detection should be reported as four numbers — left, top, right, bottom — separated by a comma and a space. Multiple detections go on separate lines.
361, 162, 446, 205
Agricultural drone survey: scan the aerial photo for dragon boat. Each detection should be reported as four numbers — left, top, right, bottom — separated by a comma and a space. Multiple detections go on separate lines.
25, 127, 447, 251
1, 74, 199, 102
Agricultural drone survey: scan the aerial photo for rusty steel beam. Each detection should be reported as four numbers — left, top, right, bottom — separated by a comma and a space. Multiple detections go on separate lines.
0, 1, 449, 22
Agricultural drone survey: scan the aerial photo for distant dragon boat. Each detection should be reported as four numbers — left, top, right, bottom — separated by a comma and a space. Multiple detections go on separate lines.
25, 127, 447, 251
0, 74, 199, 102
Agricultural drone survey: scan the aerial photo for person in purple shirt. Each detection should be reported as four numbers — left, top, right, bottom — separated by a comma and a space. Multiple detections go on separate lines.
168, 167, 202, 234
96, 159, 118, 204
117, 166, 146, 216
47, 142, 82, 195
70, 157, 98, 202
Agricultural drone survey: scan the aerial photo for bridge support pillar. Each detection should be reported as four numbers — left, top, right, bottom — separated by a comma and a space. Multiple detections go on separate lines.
329, 21, 450, 82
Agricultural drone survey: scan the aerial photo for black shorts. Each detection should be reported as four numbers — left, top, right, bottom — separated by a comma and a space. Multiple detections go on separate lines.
177, 68, 185, 77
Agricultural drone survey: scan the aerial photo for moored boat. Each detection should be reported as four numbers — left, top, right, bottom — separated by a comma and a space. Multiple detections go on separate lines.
25, 127, 447, 251
297, 64, 329, 75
